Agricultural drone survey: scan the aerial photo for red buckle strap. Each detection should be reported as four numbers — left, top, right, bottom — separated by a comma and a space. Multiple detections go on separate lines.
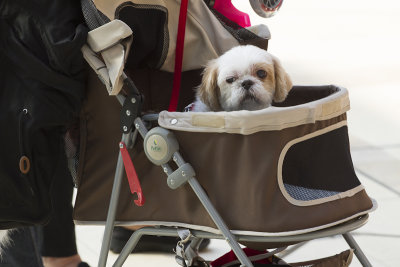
119, 142, 145, 206
168, 0, 189, 112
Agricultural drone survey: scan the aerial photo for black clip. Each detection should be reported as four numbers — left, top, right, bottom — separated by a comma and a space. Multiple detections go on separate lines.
120, 77, 143, 134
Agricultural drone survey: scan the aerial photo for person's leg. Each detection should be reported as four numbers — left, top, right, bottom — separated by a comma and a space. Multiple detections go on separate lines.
41, 143, 83, 267
0, 227, 43, 267
40, 175, 77, 257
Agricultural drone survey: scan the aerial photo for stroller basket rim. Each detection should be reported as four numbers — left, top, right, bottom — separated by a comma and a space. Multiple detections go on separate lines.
158, 84, 349, 135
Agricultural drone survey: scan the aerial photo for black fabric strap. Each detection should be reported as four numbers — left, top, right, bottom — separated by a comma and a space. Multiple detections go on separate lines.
80, 0, 107, 30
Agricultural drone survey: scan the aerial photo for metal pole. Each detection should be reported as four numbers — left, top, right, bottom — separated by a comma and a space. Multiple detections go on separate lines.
343, 233, 372, 267
172, 153, 253, 267
112, 231, 142, 267
98, 133, 130, 267
112, 228, 179, 267
187, 178, 253, 267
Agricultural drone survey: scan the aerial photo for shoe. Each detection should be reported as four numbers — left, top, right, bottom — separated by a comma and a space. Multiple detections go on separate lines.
110, 227, 210, 254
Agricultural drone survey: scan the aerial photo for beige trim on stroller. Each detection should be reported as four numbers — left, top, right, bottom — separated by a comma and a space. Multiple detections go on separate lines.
158, 86, 350, 134
82, 19, 132, 95
278, 120, 364, 207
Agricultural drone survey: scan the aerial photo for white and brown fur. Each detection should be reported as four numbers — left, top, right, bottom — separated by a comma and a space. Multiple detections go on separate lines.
192, 45, 292, 112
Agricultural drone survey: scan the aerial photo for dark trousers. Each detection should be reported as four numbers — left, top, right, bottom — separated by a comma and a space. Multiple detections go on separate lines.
41, 153, 77, 258
0, 227, 43, 267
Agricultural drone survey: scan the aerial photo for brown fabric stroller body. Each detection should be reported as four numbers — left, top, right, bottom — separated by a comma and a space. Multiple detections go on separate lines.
74, 1, 376, 266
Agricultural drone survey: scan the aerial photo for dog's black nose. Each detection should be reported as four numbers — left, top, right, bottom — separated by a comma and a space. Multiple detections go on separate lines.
241, 80, 254, 90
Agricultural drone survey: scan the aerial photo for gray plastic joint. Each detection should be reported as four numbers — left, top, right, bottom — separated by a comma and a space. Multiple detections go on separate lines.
167, 163, 195, 189
143, 127, 179, 166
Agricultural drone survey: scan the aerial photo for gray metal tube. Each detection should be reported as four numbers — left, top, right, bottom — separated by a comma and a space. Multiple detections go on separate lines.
109, 213, 368, 265
343, 233, 372, 267
113, 228, 180, 267
189, 214, 367, 243
98, 133, 130, 267
187, 177, 253, 267
107, 216, 369, 267
172, 152, 253, 267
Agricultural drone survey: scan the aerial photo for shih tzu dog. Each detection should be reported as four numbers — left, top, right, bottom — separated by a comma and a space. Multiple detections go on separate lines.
192, 45, 292, 112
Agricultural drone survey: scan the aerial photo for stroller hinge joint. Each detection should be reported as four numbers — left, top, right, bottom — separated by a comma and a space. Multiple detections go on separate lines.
167, 163, 195, 189
121, 93, 142, 134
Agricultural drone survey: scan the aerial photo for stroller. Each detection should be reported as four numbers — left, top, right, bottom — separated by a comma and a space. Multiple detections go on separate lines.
73, 0, 376, 266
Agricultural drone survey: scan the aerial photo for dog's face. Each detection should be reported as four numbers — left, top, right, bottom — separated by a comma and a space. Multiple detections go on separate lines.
197, 45, 292, 111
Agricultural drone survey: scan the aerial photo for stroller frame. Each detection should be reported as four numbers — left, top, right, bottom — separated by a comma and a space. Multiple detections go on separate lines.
96, 91, 373, 267
78, 4, 375, 265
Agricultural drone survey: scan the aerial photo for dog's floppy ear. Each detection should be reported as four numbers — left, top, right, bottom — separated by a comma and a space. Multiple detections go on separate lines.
197, 60, 222, 111
272, 55, 292, 103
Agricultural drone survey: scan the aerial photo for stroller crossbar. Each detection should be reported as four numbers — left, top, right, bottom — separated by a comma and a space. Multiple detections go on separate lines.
108, 214, 370, 267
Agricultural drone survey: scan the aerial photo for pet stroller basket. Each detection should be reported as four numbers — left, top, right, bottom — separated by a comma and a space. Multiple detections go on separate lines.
74, 1, 376, 266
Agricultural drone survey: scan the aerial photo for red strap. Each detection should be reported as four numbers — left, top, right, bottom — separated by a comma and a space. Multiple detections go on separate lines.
168, 0, 189, 112
119, 142, 145, 206
210, 248, 272, 266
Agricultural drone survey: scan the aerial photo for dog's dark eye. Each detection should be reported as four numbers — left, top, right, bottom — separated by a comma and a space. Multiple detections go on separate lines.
256, 69, 267, 79
226, 77, 236, 84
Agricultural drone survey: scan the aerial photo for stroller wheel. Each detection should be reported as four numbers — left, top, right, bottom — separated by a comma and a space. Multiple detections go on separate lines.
250, 0, 284, 18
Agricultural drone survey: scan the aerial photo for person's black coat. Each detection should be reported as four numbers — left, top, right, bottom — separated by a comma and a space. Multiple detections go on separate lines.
0, 0, 87, 229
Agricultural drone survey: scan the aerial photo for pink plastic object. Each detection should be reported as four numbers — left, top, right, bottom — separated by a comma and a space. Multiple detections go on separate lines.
213, 0, 251, 28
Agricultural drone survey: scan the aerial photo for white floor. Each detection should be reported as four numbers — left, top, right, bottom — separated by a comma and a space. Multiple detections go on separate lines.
75, 1, 400, 266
